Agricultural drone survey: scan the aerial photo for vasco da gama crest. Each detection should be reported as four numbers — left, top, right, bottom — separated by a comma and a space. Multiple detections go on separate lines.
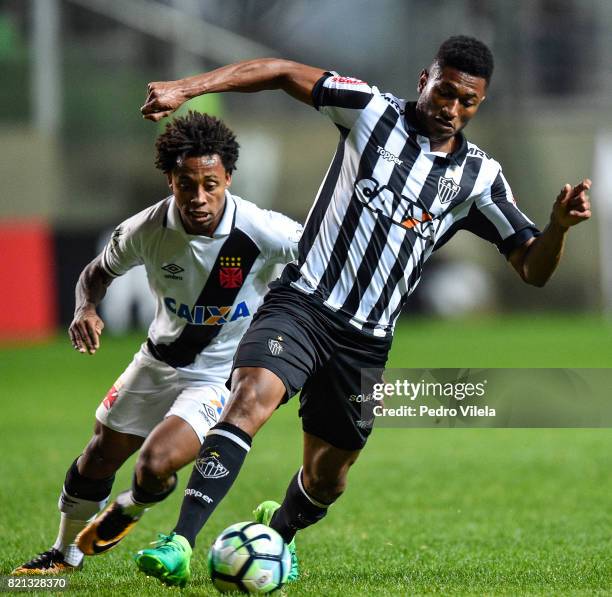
219, 256, 243, 289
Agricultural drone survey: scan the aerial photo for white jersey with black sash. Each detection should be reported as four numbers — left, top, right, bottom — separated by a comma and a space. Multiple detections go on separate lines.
281, 72, 540, 338
101, 192, 302, 383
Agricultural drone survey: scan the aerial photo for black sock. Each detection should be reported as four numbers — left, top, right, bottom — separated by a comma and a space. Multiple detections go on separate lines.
132, 472, 177, 505
270, 467, 329, 544
173, 422, 252, 547
64, 458, 114, 501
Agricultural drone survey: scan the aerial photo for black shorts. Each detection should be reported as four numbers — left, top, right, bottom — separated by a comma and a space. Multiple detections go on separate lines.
230, 284, 391, 450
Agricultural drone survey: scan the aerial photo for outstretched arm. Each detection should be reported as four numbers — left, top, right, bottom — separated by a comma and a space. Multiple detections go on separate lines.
69, 255, 113, 355
141, 58, 326, 122
509, 179, 592, 287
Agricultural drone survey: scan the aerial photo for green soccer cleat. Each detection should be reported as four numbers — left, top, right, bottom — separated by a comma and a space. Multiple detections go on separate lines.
134, 533, 192, 588
253, 500, 299, 582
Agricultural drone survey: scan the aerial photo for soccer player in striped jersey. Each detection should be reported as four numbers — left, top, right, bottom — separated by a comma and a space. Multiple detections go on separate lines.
12, 112, 301, 576
136, 36, 591, 586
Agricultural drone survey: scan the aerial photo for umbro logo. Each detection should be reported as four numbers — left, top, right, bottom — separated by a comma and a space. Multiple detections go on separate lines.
162, 263, 184, 280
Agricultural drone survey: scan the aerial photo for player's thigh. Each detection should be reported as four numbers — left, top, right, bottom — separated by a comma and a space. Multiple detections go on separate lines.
80, 420, 144, 478
95, 343, 180, 439
301, 432, 361, 502
224, 302, 322, 435
222, 367, 288, 435
168, 382, 229, 442
136, 415, 201, 478
299, 333, 390, 452
136, 382, 230, 479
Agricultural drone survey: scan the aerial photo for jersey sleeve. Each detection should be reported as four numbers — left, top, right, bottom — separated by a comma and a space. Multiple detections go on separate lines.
257, 210, 303, 265
311, 72, 376, 132
465, 168, 540, 258
100, 213, 146, 277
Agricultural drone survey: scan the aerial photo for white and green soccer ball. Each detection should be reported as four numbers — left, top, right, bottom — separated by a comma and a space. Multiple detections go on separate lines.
208, 521, 291, 594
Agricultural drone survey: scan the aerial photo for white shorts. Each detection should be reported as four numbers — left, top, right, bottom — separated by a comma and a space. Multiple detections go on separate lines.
95, 344, 229, 443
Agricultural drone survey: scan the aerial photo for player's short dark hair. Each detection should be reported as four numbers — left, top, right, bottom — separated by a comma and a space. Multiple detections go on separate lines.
434, 36, 494, 84
155, 111, 240, 174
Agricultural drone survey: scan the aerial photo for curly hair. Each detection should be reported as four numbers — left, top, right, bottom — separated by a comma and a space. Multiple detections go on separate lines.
434, 36, 494, 84
155, 111, 240, 174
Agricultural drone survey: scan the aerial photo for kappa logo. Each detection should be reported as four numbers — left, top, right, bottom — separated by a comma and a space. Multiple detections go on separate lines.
162, 263, 184, 280
437, 177, 461, 204
268, 336, 284, 356
196, 452, 229, 479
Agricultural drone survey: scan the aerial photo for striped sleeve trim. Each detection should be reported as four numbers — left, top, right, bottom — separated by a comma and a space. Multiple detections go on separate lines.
499, 226, 541, 258
100, 247, 122, 277
312, 72, 373, 111
311, 72, 333, 110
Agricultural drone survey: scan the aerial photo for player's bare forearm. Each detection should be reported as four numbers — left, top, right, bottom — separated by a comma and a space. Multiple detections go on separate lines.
510, 179, 592, 286
513, 220, 567, 287
141, 58, 325, 121
70, 255, 112, 355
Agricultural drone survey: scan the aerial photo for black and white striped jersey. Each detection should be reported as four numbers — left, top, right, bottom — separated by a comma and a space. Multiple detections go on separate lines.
100, 192, 301, 382
280, 72, 539, 338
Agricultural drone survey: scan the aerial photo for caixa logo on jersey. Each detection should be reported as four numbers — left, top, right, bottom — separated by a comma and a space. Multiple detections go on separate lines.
354, 176, 434, 240
164, 297, 250, 325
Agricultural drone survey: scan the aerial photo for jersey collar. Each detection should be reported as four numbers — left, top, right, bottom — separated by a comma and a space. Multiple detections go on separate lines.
404, 101, 468, 166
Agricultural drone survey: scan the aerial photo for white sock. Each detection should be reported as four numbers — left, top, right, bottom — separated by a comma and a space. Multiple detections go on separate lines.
116, 489, 149, 518
53, 487, 109, 566
52, 514, 91, 566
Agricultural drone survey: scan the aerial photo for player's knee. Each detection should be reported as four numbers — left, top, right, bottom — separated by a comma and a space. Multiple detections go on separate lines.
81, 423, 142, 477
222, 372, 276, 433
135, 445, 176, 482
302, 469, 347, 504
82, 432, 124, 474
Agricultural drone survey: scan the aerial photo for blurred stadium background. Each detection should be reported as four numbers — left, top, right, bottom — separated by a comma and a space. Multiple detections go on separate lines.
1, 0, 612, 340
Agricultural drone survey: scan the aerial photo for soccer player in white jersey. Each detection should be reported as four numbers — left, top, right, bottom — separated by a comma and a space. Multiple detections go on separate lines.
135, 37, 592, 586
12, 112, 302, 575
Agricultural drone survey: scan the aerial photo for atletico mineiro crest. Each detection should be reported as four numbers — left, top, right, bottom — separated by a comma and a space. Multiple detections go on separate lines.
268, 337, 284, 356
437, 177, 461, 204
219, 256, 243, 288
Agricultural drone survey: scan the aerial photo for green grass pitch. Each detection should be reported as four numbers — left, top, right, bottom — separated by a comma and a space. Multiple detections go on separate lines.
1, 314, 611, 596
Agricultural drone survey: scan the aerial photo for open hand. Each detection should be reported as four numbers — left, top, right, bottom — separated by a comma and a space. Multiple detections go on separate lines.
141, 80, 188, 122
551, 178, 592, 229
69, 308, 104, 355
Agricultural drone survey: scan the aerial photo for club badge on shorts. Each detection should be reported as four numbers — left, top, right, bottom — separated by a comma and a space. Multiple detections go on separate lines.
268, 336, 284, 356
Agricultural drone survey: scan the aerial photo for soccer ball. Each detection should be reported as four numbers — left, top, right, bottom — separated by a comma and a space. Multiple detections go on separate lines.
208, 521, 291, 593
